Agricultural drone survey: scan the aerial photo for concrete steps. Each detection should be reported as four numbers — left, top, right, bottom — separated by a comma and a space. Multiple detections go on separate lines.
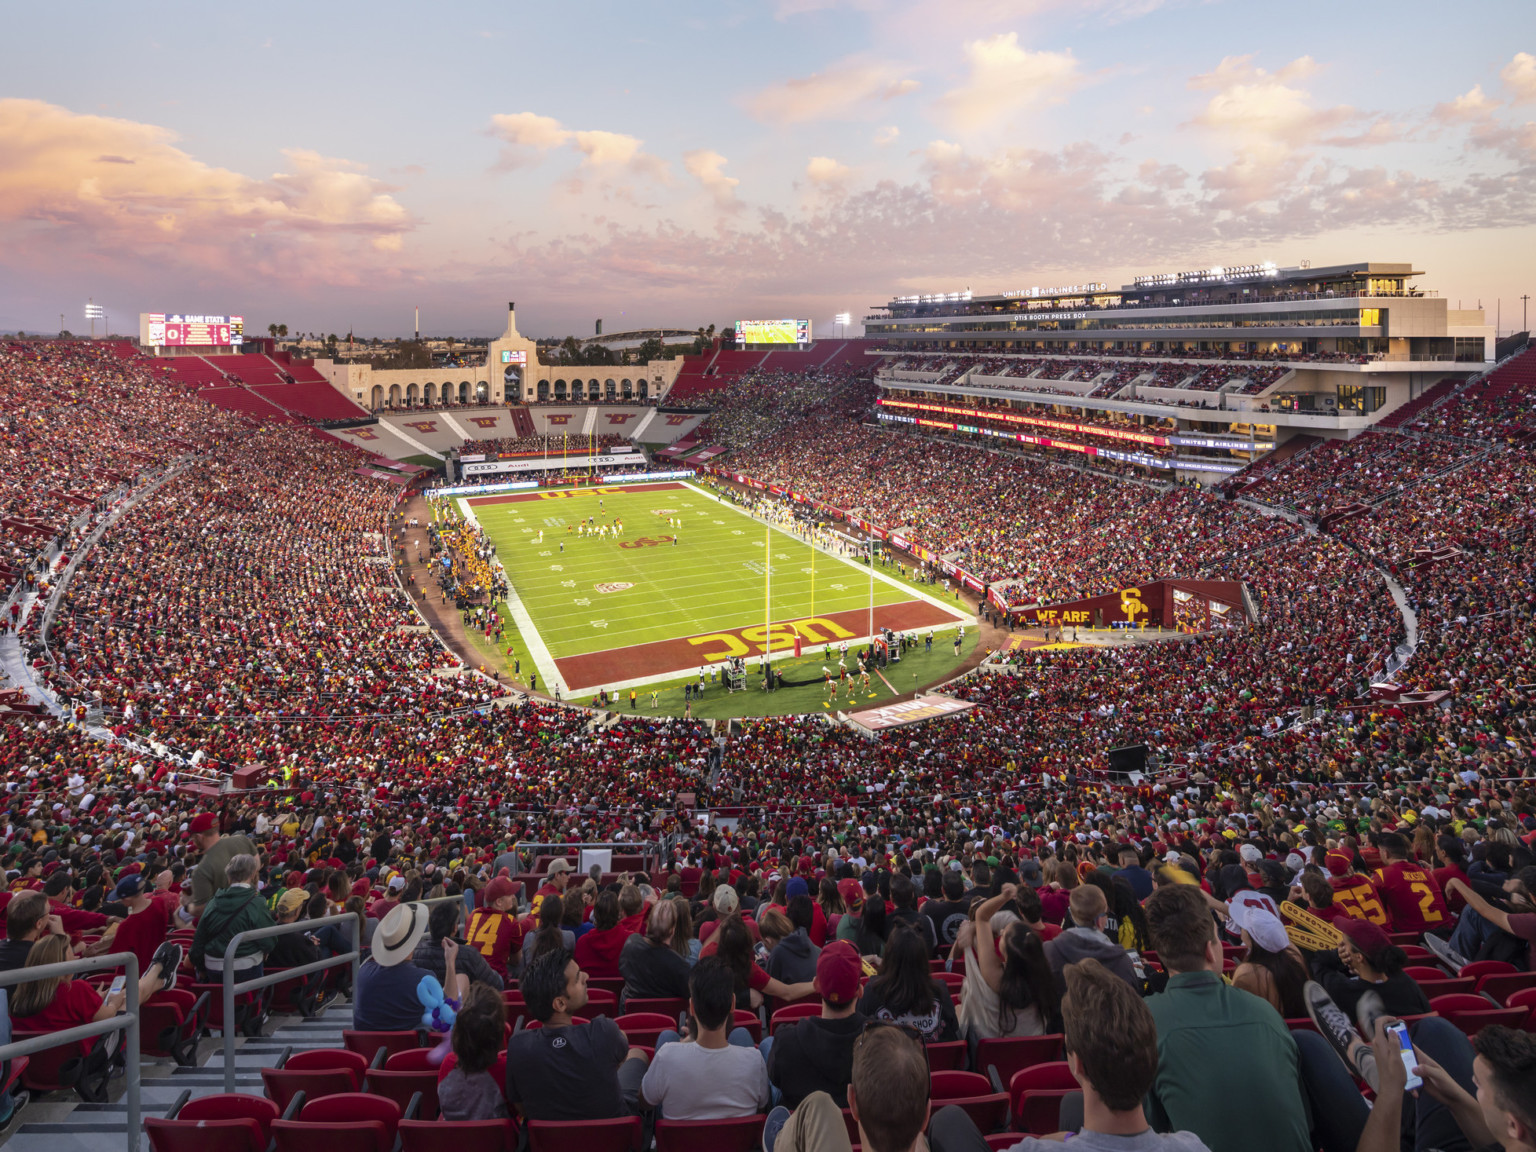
1, 1001, 357, 1152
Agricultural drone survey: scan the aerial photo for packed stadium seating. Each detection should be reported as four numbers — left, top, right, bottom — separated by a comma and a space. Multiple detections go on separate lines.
0, 338, 1533, 1152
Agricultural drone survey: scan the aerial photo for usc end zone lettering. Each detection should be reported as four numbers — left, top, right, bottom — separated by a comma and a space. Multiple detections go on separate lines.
686, 618, 856, 660
535, 487, 624, 499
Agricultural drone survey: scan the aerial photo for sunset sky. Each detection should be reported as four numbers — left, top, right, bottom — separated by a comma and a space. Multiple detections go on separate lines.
2, 1, 1533, 340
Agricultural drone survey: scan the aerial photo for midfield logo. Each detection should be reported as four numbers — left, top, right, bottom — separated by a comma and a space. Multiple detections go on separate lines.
594, 582, 635, 594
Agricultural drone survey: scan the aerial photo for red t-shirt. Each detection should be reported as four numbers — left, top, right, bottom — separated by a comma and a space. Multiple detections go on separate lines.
1371, 861, 1449, 934
112, 901, 171, 976
15, 979, 102, 1056
465, 908, 523, 979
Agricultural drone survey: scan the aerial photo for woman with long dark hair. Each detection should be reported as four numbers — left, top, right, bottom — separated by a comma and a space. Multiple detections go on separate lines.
853, 898, 888, 959
521, 889, 572, 975
957, 888, 1061, 1038
856, 922, 958, 1041
712, 914, 815, 1010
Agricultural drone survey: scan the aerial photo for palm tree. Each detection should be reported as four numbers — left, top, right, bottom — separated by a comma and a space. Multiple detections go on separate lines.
268, 323, 278, 339
278, 324, 288, 340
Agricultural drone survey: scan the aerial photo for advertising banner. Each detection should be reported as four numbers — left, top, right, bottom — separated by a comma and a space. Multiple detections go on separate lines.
848, 695, 976, 733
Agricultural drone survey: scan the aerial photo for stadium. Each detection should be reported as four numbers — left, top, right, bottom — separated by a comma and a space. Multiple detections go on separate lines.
0, 254, 1533, 1150
4, 1, 1536, 1137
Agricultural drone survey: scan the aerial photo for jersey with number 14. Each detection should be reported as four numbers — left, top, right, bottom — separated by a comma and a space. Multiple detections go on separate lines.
1371, 861, 1449, 933
466, 908, 522, 979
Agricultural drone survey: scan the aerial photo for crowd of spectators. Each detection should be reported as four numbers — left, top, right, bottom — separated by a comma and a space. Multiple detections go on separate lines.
458, 433, 630, 458
0, 341, 1531, 1150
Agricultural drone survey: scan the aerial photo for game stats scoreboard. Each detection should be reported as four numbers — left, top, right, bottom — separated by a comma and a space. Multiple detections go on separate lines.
139, 313, 244, 348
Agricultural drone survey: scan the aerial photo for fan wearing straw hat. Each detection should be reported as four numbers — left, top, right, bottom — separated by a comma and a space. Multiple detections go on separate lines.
354, 901, 467, 1034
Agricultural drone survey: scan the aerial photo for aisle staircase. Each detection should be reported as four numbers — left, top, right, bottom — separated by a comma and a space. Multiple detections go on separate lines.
4, 1000, 358, 1152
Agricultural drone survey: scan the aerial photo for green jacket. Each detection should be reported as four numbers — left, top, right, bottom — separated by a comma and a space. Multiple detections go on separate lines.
191, 885, 277, 967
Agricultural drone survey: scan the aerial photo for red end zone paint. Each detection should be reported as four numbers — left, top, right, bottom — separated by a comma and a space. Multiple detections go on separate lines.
466, 482, 686, 508
555, 600, 959, 692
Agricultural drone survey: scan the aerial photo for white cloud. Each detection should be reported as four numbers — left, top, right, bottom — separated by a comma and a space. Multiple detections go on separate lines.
937, 33, 1080, 136
684, 149, 741, 208
489, 113, 663, 177
744, 56, 919, 123
805, 156, 854, 185
874, 125, 900, 146
1433, 84, 1501, 123
1502, 52, 1536, 105
1187, 55, 1393, 158
0, 99, 411, 282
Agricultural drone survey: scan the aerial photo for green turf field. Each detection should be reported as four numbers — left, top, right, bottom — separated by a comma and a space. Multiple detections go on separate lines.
457, 480, 970, 700
469, 484, 918, 656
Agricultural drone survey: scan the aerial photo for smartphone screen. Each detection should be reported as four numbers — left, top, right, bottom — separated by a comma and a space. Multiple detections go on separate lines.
108, 976, 127, 999
1388, 1022, 1422, 1090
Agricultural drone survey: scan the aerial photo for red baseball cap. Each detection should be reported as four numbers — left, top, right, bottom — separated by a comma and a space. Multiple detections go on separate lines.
816, 941, 862, 1006
186, 813, 217, 837
1337, 916, 1392, 956
837, 879, 863, 908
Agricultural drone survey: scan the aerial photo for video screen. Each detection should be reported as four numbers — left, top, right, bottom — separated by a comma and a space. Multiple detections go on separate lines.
737, 319, 811, 345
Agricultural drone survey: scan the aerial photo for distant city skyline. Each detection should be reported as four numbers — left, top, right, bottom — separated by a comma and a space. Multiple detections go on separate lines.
1, 1, 1532, 339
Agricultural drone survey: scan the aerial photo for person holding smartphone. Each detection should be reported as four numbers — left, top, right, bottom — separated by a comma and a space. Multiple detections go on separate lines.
7, 933, 179, 1058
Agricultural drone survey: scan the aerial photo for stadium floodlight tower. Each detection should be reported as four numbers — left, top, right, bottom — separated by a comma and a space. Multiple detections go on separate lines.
84, 301, 104, 339
835, 312, 851, 338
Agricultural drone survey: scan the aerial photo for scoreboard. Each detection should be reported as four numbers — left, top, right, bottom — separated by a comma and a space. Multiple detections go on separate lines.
140, 313, 244, 348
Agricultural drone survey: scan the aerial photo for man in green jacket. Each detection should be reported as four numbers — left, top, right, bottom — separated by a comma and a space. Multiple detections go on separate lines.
1142, 884, 1312, 1152
190, 854, 277, 981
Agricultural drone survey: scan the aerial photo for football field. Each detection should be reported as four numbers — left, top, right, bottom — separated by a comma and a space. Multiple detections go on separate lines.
458, 481, 969, 696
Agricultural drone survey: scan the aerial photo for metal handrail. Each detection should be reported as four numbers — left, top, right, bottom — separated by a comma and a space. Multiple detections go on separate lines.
218, 896, 464, 1092
0, 951, 142, 1152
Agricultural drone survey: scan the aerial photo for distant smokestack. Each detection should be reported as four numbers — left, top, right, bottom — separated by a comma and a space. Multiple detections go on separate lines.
596, 319, 603, 336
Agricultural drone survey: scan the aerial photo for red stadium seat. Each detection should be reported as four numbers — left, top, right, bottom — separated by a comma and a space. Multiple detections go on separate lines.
147, 1093, 280, 1152
1009, 1063, 1079, 1134
620, 997, 686, 1019
398, 1119, 517, 1152
1502, 986, 1536, 1031
653, 1115, 767, 1152
271, 1093, 402, 1152
526, 1116, 642, 1152
926, 1040, 968, 1070
343, 1030, 423, 1062
976, 1034, 1064, 1085
613, 1013, 675, 1047
1428, 994, 1530, 1036
770, 1002, 823, 1034
1474, 972, 1536, 1004
1458, 960, 1518, 981
930, 1071, 1008, 1133
363, 1066, 441, 1120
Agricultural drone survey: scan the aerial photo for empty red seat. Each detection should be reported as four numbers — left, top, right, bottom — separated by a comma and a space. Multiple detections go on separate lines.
343, 1030, 422, 1061
975, 1034, 1064, 1085
1009, 1062, 1078, 1135
398, 1119, 517, 1152
364, 1066, 441, 1120
1502, 986, 1536, 1030
584, 988, 620, 1018
1429, 993, 1531, 1036
526, 1116, 642, 1152
147, 1093, 279, 1152
1458, 960, 1517, 981
926, 1040, 968, 1070
1476, 971, 1536, 1005
271, 1092, 401, 1152
621, 996, 686, 1018
653, 1114, 767, 1152
613, 1012, 676, 1048
142, 988, 210, 1065
930, 1070, 1008, 1133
